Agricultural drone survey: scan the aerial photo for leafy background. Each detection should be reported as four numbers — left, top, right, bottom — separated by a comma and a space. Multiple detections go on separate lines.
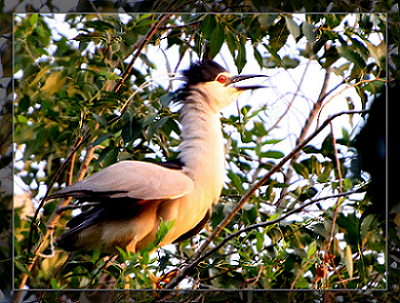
1, 1, 397, 303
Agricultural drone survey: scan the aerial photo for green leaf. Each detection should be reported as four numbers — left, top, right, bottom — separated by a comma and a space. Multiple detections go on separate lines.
310, 155, 321, 176
253, 46, 264, 69
312, 222, 329, 239
258, 14, 278, 27
357, 256, 369, 284
263, 44, 284, 68
14, 115, 28, 124
253, 121, 268, 136
227, 170, 244, 194
50, 277, 59, 289
292, 161, 309, 179
155, 219, 175, 247
73, 32, 106, 42
160, 92, 175, 107
107, 72, 122, 80
338, 46, 367, 69
307, 241, 317, 260
256, 232, 264, 252
93, 113, 107, 126
360, 214, 375, 247
260, 150, 284, 159
29, 65, 51, 87
106, 264, 122, 280
226, 31, 237, 59
98, 145, 118, 167
343, 178, 353, 191
17, 94, 31, 112
85, 20, 115, 31
210, 23, 225, 59
282, 56, 300, 69
243, 204, 258, 225
263, 139, 283, 145
317, 163, 332, 183
365, 40, 386, 68
92, 132, 112, 147
285, 16, 301, 40
147, 117, 169, 140
268, 18, 288, 51
235, 39, 247, 73
302, 22, 316, 42
140, 113, 157, 127
30, 14, 39, 27
202, 15, 217, 39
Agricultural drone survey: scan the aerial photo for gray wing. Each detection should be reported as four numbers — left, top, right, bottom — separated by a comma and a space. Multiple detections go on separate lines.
47, 160, 194, 201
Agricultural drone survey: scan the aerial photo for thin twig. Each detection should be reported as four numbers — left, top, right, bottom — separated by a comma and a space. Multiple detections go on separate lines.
316, 77, 386, 127
113, 13, 174, 93
326, 122, 343, 252
193, 189, 360, 272
241, 265, 264, 289
276, 65, 332, 207
267, 55, 316, 133
27, 135, 87, 253
161, 109, 369, 294
324, 121, 344, 290
290, 252, 318, 291
159, 20, 202, 30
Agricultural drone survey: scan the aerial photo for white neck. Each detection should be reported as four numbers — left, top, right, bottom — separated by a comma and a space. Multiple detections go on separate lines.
178, 90, 226, 201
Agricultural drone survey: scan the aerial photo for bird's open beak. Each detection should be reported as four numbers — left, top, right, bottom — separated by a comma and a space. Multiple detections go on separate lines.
228, 74, 268, 90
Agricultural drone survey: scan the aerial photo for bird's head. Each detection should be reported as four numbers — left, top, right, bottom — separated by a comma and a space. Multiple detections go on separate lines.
177, 60, 267, 112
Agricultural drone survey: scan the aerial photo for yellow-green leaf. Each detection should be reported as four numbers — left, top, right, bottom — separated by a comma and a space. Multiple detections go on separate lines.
30, 14, 39, 27
41, 71, 66, 95
344, 244, 353, 278
307, 241, 317, 260
29, 65, 51, 87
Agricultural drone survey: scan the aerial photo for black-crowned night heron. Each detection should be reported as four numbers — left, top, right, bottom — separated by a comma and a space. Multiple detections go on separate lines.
47, 59, 266, 254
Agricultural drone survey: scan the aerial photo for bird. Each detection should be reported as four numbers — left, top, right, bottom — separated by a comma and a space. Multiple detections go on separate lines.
47, 59, 266, 254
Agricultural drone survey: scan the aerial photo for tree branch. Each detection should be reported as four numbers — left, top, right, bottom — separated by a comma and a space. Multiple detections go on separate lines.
18, 136, 85, 298
27, 135, 88, 253
192, 190, 361, 268
161, 109, 369, 293
276, 65, 332, 207
113, 13, 174, 93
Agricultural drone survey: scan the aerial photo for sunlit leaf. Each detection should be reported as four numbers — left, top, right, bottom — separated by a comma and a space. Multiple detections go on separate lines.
29, 14, 39, 27
268, 18, 288, 51
285, 15, 301, 40
302, 21, 316, 42
344, 244, 354, 278
292, 161, 310, 179
307, 241, 317, 260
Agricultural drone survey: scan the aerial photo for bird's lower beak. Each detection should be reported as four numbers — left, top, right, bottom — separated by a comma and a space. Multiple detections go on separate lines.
229, 74, 268, 90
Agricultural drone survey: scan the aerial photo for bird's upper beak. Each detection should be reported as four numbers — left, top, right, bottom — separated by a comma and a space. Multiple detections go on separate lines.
228, 74, 268, 90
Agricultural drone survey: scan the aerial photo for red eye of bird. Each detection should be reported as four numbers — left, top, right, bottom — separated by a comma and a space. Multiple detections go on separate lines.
217, 75, 227, 83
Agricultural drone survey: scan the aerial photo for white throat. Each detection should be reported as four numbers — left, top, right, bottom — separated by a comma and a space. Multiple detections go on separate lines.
178, 90, 226, 200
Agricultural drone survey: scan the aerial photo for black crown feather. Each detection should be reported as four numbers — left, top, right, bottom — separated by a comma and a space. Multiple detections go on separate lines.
181, 60, 227, 85
173, 60, 228, 103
